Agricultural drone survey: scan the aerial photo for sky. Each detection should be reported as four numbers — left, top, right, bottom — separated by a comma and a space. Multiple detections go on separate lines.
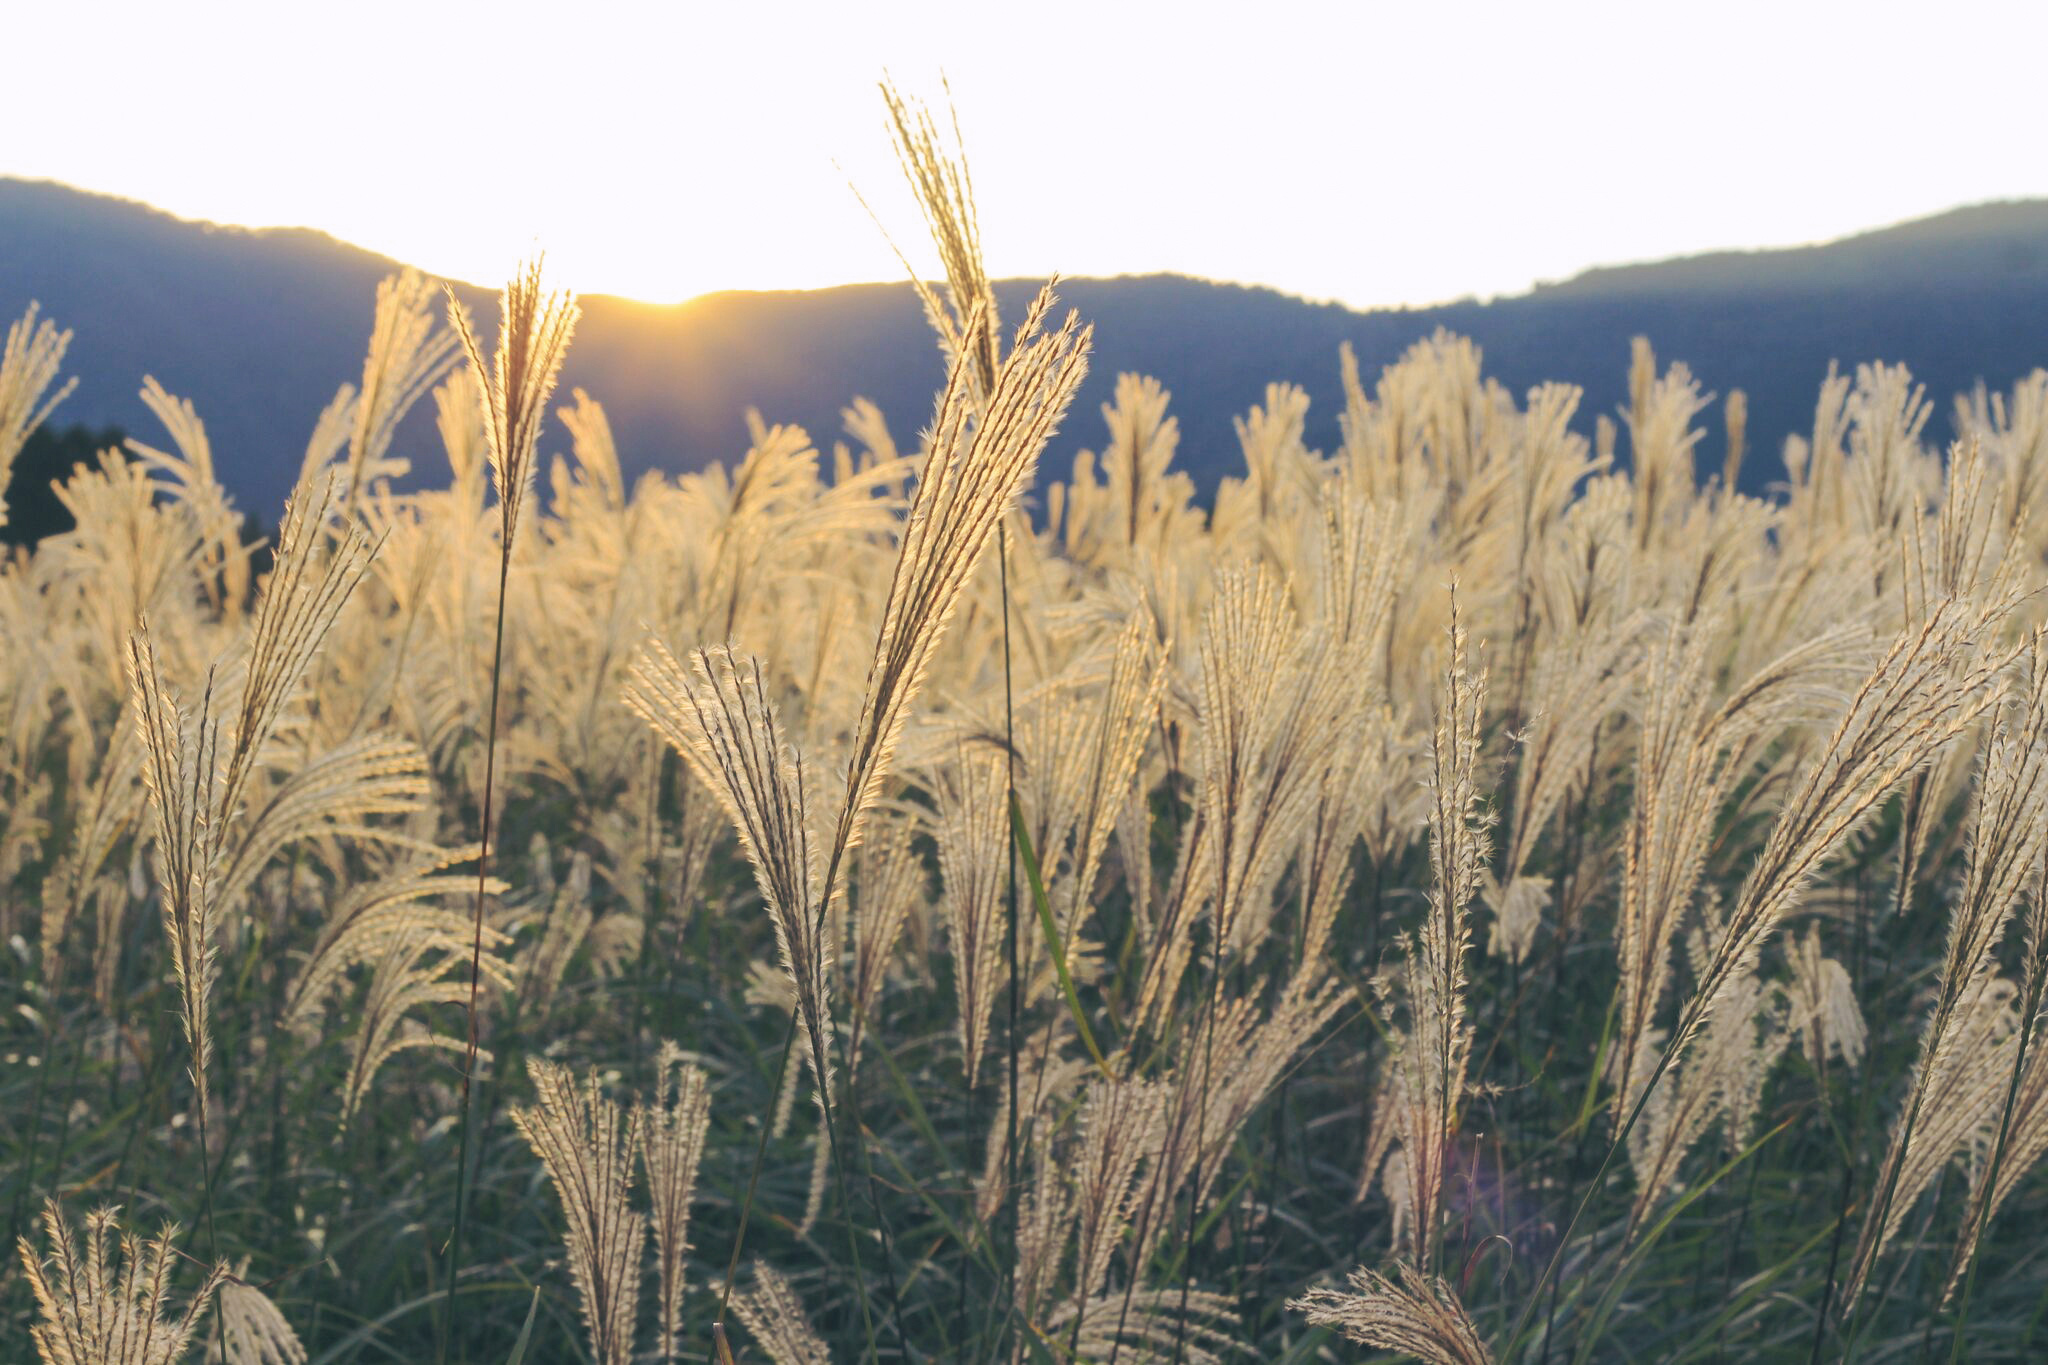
11, 0, 2048, 311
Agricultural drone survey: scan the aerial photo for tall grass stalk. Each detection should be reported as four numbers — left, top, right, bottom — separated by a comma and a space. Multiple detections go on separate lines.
1945, 933, 2048, 1359
439, 261, 578, 1363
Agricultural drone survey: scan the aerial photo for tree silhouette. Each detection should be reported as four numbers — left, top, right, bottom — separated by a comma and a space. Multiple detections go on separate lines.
2, 422, 127, 549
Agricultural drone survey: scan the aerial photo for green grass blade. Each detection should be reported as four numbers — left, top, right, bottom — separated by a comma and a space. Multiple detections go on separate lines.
1571, 1113, 1798, 1365
1010, 792, 1114, 1079
503, 1289, 540, 1365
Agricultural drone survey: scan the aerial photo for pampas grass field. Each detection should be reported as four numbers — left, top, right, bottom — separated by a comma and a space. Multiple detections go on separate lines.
10, 84, 2048, 1363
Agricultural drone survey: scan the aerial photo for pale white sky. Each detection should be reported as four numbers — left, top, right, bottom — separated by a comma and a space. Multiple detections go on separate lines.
11, 0, 2047, 310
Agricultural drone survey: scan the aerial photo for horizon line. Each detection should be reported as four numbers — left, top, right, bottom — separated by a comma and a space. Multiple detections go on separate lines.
5, 171, 2044, 317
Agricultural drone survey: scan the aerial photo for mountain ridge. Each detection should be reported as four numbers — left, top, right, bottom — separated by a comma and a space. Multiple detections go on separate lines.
7, 175, 2048, 516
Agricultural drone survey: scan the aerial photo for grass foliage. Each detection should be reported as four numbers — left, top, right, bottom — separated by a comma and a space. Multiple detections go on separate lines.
9, 82, 2048, 1364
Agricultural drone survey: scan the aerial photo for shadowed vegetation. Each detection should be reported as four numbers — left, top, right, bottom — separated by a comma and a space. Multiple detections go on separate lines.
9, 83, 2048, 1365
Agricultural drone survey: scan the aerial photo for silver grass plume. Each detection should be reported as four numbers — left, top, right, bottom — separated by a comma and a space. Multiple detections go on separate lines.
1381, 596, 1490, 1271
1609, 617, 1728, 1118
1608, 614, 1867, 1118
975, 1043, 1094, 1228
625, 644, 835, 1110
1782, 925, 1866, 1074
730, 1261, 831, 1365
832, 283, 1090, 866
1297, 491, 1402, 977
1625, 941, 1788, 1233
211, 472, 380, 863
558, 386, 626, 511
344, 929, 491, 1129
1193, 564, 1330, 958
214, 1268, 308, 1365
1038, 613, 1166, 993
1066, 1078, 1170, 1334
1948, 652, 2048, 1305
1129, 808, 1213, 1041
1947, 994, 2048, 1302
1291, 1261, 1493, 1365
18, 1201, 227, 1365
40, 716, 142, 983
1845, 627, 2048, 1306
340, 269, 460, 512
1488, 609, 1636, 965
1137, 982, 1351, 1266
282, 846, 509, 1034
120, 643, 218, 1119
433, 365, 489, 512
1848, 981, 2019, 1304
642, 1043, 713, 1363
510, 1059, 647, 1365
1048, 1288, 1240, 1365
445, 259, 579, 551
209, 732, 431, 920
126, 378, 250, 615
846, 810, 922, 1074
0, 301, 75, 529
879, 78, 1000, 392
1623, 336, 1712, 549
1012, 1140, 1070, 1324
1665, 590, 2017, 1098
126, 472, 375, 1126
1902, 436, 2018, 623
933, 740, 1009, 1086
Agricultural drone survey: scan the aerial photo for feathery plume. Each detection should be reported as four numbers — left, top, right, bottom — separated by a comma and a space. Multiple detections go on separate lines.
215, 1270, 308, 1365
0, 301, 76, 529
126, 629, 222, 1114
833, 283, 1091, 865
1373, 594, 1490, 1270
1068, 1077, 1170, 1316
1671, 593, 2016, 1079
335, 916, 508, 1129
933, 740, 1010, 1086
846, 809, 921, 1072
1845, 627, 2048, 1305
445, 259, 579, 550
879, 78, 1000, 390
730, 1261, 832, 1365
125, 471, 376, 1128
1626, 943, 1788, 1231
511, 1059, 647, 1365
1947, 1006, 2048, 1302
1193, 564, 1327, 958
433, 365, 489, 510
642, 1043, 713, 1363
625, 644, 834, 1108
1050, 1287, 1241, 1365
1489, 613, 1636, 964
18, 1201, 227, 1365
1291, 1261, 1493, 1365
338, 269, 459, 511
1782, 925, 1866, 1073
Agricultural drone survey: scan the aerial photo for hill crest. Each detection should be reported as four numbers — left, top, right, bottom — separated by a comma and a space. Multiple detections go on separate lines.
6, 176, 2048, 516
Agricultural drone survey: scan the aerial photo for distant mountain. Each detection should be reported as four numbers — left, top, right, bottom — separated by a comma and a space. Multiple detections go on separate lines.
5, 177, 2048, 518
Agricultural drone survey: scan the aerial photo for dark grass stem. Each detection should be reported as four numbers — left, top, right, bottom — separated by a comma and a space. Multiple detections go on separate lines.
1946, 962, 2048, 1361
718, 1011, 800, 1330
439, 546, 513, 1365
1169, 926, 1229, 1365
1000, 519, 1023, 1362
1808, 1153, 1855, 1363
3, 1013, 59, 1266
